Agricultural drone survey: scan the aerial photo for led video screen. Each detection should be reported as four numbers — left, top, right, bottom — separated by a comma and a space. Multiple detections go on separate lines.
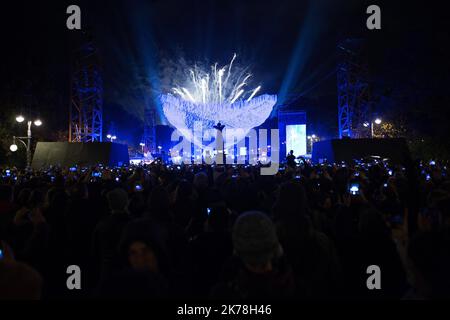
286, 124, 306, 156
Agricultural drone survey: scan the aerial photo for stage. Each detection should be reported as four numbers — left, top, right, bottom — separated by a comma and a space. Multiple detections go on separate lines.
132, 109, 308, 165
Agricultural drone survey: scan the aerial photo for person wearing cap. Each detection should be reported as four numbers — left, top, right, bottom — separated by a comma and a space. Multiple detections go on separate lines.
92, 188, 131, 280
211, 211, 295, 299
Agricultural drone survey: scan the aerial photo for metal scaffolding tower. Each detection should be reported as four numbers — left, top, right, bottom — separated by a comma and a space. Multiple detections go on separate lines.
142, 107, 156, 154
69, 40, 103, 142
337, 39, 371, 138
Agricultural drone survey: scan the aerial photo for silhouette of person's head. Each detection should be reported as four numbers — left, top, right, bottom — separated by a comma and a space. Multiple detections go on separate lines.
232, 211, 282, 272
106, 188, 129, 214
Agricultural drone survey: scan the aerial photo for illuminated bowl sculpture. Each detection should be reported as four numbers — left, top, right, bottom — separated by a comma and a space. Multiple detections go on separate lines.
162, 93, 276, 148
161, 54, 277, 148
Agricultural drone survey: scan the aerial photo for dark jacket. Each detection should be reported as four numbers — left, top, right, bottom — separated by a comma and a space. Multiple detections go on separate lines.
211, 256, 296, 299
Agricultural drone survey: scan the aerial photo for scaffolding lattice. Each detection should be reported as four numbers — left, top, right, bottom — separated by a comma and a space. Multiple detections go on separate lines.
337, 39, 371, 139
142, 107, 156, 154
69, 41, 103, 142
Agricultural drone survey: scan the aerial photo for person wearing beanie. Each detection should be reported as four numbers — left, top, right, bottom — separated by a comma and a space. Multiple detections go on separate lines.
232, 211, 283, 273
93, 188, 131, 280
211, 211, 295, 299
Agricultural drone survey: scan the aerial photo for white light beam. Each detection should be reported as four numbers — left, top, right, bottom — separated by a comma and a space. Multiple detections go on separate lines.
182, 88, 196, 102
246, 85, 261, 102
230, 89, 244, 103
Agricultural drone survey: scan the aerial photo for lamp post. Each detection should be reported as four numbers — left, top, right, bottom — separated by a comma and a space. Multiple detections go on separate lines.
307, 134, 319, 154
10, 116, 42, 171
364, 118, 382, 138
139, 142, 145, 154
106, 134, 117, 142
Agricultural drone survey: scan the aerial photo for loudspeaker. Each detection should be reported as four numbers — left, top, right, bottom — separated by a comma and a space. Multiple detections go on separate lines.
31, 142, 129, 168
312, 138, 411, 164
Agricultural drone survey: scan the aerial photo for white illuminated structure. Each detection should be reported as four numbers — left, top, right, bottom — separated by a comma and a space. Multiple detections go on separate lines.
162, 54, 276, 148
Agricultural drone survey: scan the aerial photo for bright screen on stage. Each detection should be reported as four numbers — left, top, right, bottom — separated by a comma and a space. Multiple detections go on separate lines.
286, 124, 307, 156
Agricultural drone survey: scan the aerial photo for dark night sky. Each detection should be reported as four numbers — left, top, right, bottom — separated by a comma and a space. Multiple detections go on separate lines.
1, 0, 449, 145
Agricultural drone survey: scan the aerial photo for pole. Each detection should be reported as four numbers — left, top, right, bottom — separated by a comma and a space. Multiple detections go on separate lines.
371, 121, 374, 138
213, 122, 225, 165
26, 121, 32, 171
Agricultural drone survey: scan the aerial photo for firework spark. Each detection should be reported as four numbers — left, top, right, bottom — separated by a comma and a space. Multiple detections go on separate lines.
171, 54, 262, 105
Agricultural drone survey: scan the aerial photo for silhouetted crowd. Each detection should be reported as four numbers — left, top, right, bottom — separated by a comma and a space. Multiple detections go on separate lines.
0, 159, 449, 300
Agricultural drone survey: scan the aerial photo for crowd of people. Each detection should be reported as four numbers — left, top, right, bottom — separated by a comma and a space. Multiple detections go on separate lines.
0, 157, 449, 300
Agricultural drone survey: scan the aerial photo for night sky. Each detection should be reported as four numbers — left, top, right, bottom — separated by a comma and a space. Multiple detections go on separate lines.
1, 0, 449, 146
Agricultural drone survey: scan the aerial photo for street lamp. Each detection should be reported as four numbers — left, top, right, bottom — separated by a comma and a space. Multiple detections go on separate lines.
106, 134, 117, 142
139, 142, 145, 154
365, 118, 382, 138
9, 144, 18, 152
307, 134, 319, 153
10, 116, 43, 170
